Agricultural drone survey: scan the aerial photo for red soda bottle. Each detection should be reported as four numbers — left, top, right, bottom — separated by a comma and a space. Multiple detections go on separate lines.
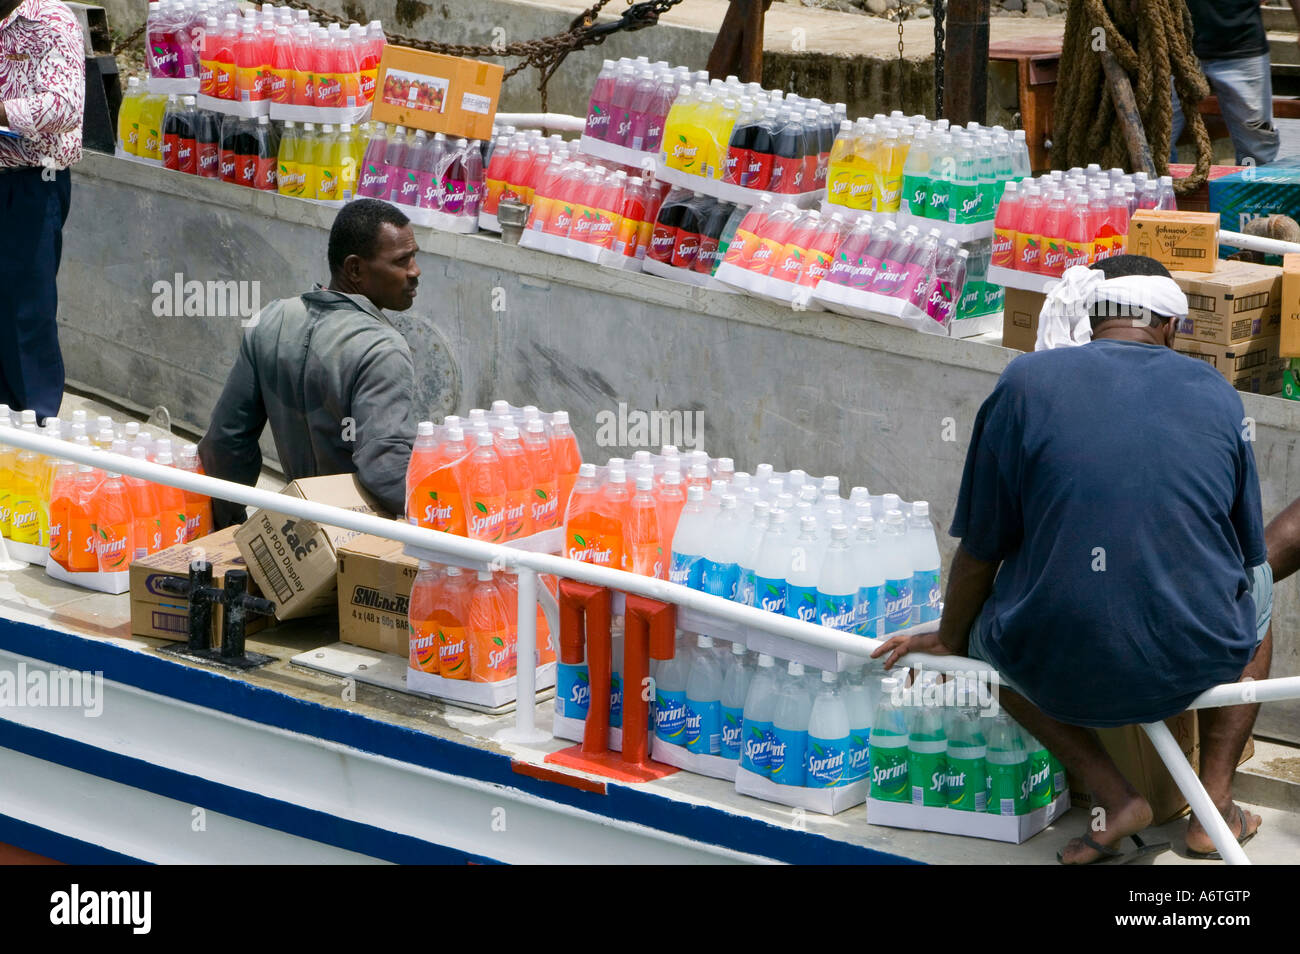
720, 196, 772, 270
1037, 189, 1069, 276
799, 213, 847, 287
748, 203, 799, 275
771, 209, 821, 284
990, 179, 1020, 269
1013, 182, 1044, 273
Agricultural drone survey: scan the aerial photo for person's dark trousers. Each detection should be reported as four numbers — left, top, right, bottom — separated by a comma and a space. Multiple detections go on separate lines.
0, 166, 70, 422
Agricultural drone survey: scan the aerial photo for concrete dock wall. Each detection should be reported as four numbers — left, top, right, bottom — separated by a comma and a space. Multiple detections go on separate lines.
60, 151, 1300, 743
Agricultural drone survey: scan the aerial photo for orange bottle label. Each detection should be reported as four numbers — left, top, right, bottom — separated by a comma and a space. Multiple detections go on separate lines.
95, 520, 133, 572
215, 65, 234, 100
269, 66, 290, 103
747, 236, 786, 274
527, 195, 554, 231
360, 68, 377, 102
530, 482, 560, 529
799, 248, 833, 287
236, 65, 266, 101
772, 241, 810, 284
438, 624, 470, 679
503, 491, 530, 540
469, 622, 516, 682
1013, 231, 1040, 271
409, 617, 441, 674
565, 526, 619, 567
415, 469, 467, 535
48, 500, 68, 567
569, 204, 599, 243
467, 494, 506, 542
991, 226, 1016, 268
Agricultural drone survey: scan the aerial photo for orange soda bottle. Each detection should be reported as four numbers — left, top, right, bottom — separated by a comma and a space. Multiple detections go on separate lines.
47, 459, 76, 569
550, 410, 583, 517
521, 418, 560, 530
92, 472, 135, 573
412, 424, 470, 534
464, 429, 507, 543
564, 463, 617, 568
627, 474, 665, 579
407, 561, 443, 674
657, 467, 687, 545
406, 420, 439, 516
153, 449, 190, 550
495, 424, 535, 542
467, 570, 516, 682
437, 566, 472, 678
125, 446, 163, 557
179, 443, 213, 541
66, 465, 102, 572
598, 465, 632, 571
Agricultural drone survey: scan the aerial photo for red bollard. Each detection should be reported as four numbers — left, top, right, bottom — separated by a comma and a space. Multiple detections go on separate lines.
546, 582, 678, 783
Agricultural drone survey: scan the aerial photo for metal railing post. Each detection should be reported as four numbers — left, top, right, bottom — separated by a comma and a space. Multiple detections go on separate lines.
558, 581, 613, 756
1142, 720, 1250, 865
496, 566, 550, 744
622, 594, 676, 767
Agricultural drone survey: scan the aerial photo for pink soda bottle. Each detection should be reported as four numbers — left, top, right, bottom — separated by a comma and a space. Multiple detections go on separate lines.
925, 241, 969, 329
797, 213, 847, 287
1037, 189, 1069, 276
990, 179, 1020, 269
606, 65, 638, 146
824, 215, 873, 287
868, 224, 918, 296
585, 59, 619, 140
902, 228, 943, 309
642, 70, 677, 153
625, 69, 659, 151
356, 123, 391, 198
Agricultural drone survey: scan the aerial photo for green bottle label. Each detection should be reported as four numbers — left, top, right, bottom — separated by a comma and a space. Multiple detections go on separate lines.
949, 182, 982, 224
1028, 749, 1054, 809
909, 739, 948, 807
986, 757, 1029, 816
945, 752, 987, 812
1050, 752, 1067, 801
869, 737, 910, 802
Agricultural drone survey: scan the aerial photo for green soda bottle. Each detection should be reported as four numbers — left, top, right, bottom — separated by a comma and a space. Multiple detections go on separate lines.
1050, 751, 1067, 801
869, 675, 910, 802
943, 703, 987, 812
908, 671, 948, 808
1024, 731, 1055, 810
985, 712, 1029, 816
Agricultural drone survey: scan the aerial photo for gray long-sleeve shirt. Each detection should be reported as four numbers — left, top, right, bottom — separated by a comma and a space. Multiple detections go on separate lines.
198, 288, 415, 528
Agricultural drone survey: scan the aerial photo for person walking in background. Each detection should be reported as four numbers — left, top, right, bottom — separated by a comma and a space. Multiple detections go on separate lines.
0, 0, 84, 423
1171, 0, 1280, 166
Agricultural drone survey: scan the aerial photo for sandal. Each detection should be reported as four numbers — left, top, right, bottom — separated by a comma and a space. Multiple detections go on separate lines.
1057, 831, 1170, 865
1187, 804, 1258, 860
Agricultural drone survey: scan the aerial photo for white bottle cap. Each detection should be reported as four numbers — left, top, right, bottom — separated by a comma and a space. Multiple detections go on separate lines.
502, 424, 520, 440
552, 410, 570, 426
831, 524, 849, 540
19, 409, 36, 424
800, 515, 817, 535
686, 485, 705, 502
474, 429, 494, 447
446, 425, 464, 442
822, 669, 836, 684
854, 513, 874, 531
635, 475, 653, 492
719, 494, 737, 509
578, 462, 596, 478
697, 634, 713, 648
757, 654, 774, 668
660, 444, 679, 457
788, 660, 804, 676
732, 641, 747, 656
775, 492, 794, 511
912, 500, 930, 517
416, 421, 434, 436
690, 463, 708, 479
478, 569, 493, 581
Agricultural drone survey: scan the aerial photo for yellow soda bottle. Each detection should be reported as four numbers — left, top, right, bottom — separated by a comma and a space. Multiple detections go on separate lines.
314, 123, 341, 201
0, 405, 15, 538
299, 122, 319, 200
138, 93, 168, 162
659, 84, 692, 166
9, 413, 43, 546
826, 119, 857, 208
848, 120, 877, 211
873, 130, 906, 213
118, 76, 144, 155
710, 96, 741, 180
36, 420, 61, 548
338, 122, 359, 198
277, 120, 300, 196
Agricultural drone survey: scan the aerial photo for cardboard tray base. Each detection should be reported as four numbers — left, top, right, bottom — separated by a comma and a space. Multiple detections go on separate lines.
734, 765, 867, 815
291, 641, 556, 714
867, 790, 1071, 843
3, 539, 47, 566
45, 556, 130, 595
651, 737, 739, 781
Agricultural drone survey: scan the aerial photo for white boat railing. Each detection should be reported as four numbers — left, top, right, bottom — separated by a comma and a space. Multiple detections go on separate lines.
0, 423, 1292, 865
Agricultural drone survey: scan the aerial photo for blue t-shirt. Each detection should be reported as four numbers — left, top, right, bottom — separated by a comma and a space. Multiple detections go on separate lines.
951, 338, 1266, 727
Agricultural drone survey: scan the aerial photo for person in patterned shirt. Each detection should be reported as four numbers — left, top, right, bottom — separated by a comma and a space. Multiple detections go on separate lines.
0, 0, 84, 421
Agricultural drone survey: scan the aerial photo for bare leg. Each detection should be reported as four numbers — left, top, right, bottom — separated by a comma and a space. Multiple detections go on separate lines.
1185, 628, 1270, 853
1266, 499, 1300, 583
995, 687, 1152, 864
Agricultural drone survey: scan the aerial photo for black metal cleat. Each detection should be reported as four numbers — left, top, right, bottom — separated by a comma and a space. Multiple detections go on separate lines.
157, 561, 276, 670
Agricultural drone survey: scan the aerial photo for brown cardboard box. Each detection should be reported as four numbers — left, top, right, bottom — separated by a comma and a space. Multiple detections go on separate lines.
130, 525, 267, 644
1068, 713, 1255, 825
234, 475, 381, 620
1171, 261, 1282, 347
371, 46, 503, 142
336, 534, 419, 657
1174, 336, 1284, 394
1281, 254, 1300, 357
1129, 210, 1220, 273
1000, 286, 1047, 352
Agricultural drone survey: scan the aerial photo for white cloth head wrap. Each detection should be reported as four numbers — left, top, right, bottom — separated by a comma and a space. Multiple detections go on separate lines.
1034, 265, 1189, 351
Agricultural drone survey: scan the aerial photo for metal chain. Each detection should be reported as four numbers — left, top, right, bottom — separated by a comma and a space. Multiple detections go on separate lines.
933, 0, 945, 118
896, 3, 907, 112
112, 20, 146, 57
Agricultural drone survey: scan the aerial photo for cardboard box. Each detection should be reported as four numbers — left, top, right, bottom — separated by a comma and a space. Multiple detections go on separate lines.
1130, 210, 1220, 272
1174, 336, 1284, 394
234, 474, 380, 620
1168, 163, 1246, 213
336, 533, 419, 657
1282, 358, 1300, 399
1171, 261, 1282, 347
1068, 713, 1254, 825
130, 525, 267, 644
371, 46, 502, 141
1000, 286, 1047, 352
1210, 158, 1300, 249
1282, 254, 1300, 357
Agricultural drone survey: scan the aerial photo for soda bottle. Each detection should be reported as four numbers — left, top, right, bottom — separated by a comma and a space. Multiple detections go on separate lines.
907, 671, 947, 807
482, 134, 512, 215
719, 642, 753, 761
268, 25, 293, 103
878, 509, 914, 633
250, 114, 277, 192
769, 661, 812, 786
798, 109, 820, 193
360, 20, 385, 103
151, 450, 188, 550
117, 76, 145, 156
176, 443, 212, 541
870, 675, 910, 801
990, 178, 1020, 269
393, 128, 424, 207
843, 667, 874, 782
606, 64, 638, 147
563, 463, 616, 567
683, 634, 723, 756
867, 225, 918, 297
768, 109, 805, 195
900, 227, 943, 309
739, 653, 779, 775
806, 670, 851, 789
89, 472, 135, 574
784, 515, 822, 623
1011, 128, 1031, 179
47, 458, 76, 569
233, 19, 263, 102
625, 474, 665, 578
494, 424, 535, 541
944, 698, 988, 812
1012, 180, 1044, 272
972, 132, 998, 220
825, 119, 856, 208
872, 129, 906, 213
585, 59, 618, 140
194, 108, 221, 179
797, 213, 845, 288
846, 121, 877, 210
1038, 189, 1070, 276
175, 96, 197, 175
356, 122, 390, 199
1024, 730, 1056, 809
652, 631, 691, 746
408, 561, 445, 675
849, 513, 883, 636
925, 242, 969, 330
924, 132, 953, 221
815, 104, 836, 192
623, 68, 658, 151
521, 419, 560, 530
699, 493, 743, 599
162, 95, 182, 170
986, 712, 1029, 816
1107, 184, 1130, 258
747, 202, 799, 276
549, 411, 582, 514
665, 484, 710, 587
335, 23, 361, 107
642, 69, 677, 153
899, 129, 931, 216
466, 570, 516, 682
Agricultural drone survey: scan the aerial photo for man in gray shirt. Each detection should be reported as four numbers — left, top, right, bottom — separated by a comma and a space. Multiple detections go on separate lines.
199, 200, 420, 528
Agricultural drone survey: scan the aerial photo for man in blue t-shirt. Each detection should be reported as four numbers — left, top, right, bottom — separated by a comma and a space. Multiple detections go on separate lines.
875, 255, 1271, 863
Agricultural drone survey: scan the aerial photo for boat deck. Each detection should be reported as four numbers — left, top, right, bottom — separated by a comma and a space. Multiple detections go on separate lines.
2, 558, 1297, 865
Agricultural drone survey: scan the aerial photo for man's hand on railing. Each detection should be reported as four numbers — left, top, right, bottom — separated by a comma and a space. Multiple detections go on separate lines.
872, 630, 955, 671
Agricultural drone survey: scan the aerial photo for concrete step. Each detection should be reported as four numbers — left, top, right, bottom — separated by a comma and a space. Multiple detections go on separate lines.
1270, 31, 1300, 67
1234, 738, 1300, 814
1263, 5, 1297, 33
